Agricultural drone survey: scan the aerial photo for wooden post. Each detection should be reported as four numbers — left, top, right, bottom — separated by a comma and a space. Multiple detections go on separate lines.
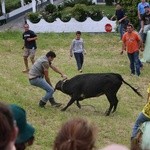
92, 0, 97, 4
32, 0, 36, 12
1, 0, 6, 14
20, 0, 25, 6
50, 0, 53, 4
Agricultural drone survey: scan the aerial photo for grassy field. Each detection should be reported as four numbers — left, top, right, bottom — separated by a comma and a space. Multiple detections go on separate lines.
0, 31, 149, 150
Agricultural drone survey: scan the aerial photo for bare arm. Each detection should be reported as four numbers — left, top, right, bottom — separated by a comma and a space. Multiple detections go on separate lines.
121, 41, 126, 54
147, 93, 150, 103
27, 36, 37, 41
118, 16, 127, 23
50, 64, 67, 79
44, 69, 53, 87
138, 10, 141, 20
111, 15, 115, 20
70, 41, 74, 57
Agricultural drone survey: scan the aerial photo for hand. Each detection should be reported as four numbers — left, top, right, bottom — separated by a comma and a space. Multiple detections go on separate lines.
61, 74, 67, 80
118, 20, 121, 23
27, 38, 32, 41
140, 47, 144, 52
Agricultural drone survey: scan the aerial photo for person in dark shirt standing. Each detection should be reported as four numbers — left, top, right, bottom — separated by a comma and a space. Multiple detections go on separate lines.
111, 3, 127, 40
22, 24, 37, 73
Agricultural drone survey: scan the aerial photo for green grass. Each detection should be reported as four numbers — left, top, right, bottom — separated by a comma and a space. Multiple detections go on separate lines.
0, 31, 149, 150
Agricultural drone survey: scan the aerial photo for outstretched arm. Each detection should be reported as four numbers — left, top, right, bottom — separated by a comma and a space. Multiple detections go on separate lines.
50, 64, 67, 79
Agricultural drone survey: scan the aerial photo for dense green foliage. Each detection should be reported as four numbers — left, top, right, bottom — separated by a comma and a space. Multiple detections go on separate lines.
105, 0, 113, 6
28, 1, 115, 23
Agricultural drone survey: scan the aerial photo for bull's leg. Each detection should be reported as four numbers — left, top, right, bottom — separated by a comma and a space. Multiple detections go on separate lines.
105, 93, 115, 116
76, 101, 81, 109
61, 97, 75, 111
112, 95, 118, 113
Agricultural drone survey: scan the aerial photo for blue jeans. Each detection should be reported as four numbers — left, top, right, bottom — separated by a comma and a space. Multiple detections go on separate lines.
127, 51, 141, 76
29, 77, 54, 103
131, 112, 150, 138
118, 23, 125, 39
74, 53, 84, 70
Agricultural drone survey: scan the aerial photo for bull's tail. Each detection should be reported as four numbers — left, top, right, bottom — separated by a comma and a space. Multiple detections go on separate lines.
117, 74, 143, 98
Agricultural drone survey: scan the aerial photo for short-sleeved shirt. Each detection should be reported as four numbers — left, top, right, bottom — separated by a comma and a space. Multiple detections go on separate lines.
115, 9, 126, 24
142, 85, 150, 118
140, 122, 150, 150
138, 2, 150, 15
122, 31, 140, 53
29, 55, 50, 79
141, 12, 150, 25
23, 30, 37, 49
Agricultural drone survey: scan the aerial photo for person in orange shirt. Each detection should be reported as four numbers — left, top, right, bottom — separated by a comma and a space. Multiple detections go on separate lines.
121, 24, 143, 76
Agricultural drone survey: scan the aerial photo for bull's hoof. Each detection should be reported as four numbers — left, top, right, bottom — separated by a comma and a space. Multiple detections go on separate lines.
61, 108, 66, 111
104, 110, 110, 116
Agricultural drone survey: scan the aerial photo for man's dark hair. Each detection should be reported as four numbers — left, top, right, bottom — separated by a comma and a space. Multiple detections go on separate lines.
46, 51, 56, 58
76, 31, 81, 35
127, 23, 134, 28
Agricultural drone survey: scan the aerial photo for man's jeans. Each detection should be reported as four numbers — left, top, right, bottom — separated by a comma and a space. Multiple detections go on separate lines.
127, 51, 141, 76
131, 112, 150, 138
118, 23, 125, 39
74, 53, 84, 70
29, 77, 54, 103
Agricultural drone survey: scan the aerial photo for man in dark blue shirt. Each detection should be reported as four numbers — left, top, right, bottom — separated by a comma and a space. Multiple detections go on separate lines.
111, 3, 127, 39
22, 24, 37, 73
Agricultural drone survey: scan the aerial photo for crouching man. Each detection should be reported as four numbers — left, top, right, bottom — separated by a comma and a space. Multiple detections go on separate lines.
29, 51, 67, 108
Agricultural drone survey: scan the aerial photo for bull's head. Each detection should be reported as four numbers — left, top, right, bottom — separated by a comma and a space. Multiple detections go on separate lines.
54, 79, 67, 92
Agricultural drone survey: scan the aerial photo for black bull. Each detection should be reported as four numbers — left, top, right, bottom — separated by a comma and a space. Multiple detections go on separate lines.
54, 73, 142, 116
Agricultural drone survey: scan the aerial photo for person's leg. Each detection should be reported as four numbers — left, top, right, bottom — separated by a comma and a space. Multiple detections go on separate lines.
127, 53, 135, 75
29, 77, 61, 107
29, 48, 36, 64
133, 51, 140, 76
23, 48, 29, 73
29, 77, 53, 103
78, 53, 84, 72
74, 53, 82, 71
131, 112, 150, 139
119, 23, 124, 39
143, 25, 150, 43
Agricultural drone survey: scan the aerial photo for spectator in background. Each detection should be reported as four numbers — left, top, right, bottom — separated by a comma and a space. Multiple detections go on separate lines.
141, 5, 150, 43
53, 118, 97, 150
9, 104, 35, 150
138, 0, 149, 30
0, 102, 18, 150
70, 31, 86, 73
121, 24, 143, 76
22, 24, 37, 73
111, 3, 127, 39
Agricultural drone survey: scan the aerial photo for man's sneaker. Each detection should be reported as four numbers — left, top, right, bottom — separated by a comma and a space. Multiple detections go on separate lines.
79, 69, 82, 73
39, 100, 46, 108
49, 98, 62, 108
